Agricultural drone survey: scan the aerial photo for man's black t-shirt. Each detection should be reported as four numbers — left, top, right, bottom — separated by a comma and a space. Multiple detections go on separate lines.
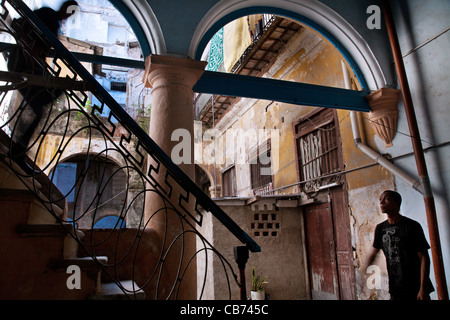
373, 216, 431, 298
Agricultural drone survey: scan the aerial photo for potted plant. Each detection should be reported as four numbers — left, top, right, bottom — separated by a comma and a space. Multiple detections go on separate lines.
251, 266, 268, 300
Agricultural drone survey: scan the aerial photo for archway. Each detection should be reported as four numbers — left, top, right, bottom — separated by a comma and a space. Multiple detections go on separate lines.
108, 0, 387, 91
190, 0, 386, 91
50, 154, 128, 229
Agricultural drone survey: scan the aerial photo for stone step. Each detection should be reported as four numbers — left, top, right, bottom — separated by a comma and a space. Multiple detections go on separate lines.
15, 223, 85, 260
52, 256, 108, 272
16, 223, 78, 237
89, 280, 146, 300
52, 256, 108, 293
0, 188, 58, 225
0, 162, 65, 223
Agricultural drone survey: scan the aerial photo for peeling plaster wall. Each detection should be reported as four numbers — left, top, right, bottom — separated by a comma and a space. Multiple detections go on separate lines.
344, 0, 450, 300
348, 182, 392, 300
337, 106, 394, 299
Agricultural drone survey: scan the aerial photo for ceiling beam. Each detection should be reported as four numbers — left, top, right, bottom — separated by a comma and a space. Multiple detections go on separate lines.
194, 71, 371, 112
2, 43, 370, 112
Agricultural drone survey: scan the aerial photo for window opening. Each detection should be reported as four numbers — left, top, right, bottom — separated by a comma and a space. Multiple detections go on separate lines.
110, 81, 127, 92
249, 139, 273, 195
222, 165, 237, 197
294, 109, 341, 193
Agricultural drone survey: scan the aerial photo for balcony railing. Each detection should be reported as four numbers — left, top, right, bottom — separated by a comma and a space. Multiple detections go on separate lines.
0, 0, 259, 299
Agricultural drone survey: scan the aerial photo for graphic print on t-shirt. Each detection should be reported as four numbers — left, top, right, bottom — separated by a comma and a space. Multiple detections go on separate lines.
381, 225, 401, 276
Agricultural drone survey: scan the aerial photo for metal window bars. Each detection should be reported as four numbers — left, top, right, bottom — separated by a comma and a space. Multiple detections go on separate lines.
297, 120, 341, 193
0, 0, 259, 299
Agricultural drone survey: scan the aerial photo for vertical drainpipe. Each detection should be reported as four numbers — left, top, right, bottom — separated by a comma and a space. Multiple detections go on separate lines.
381, 0, 448, 300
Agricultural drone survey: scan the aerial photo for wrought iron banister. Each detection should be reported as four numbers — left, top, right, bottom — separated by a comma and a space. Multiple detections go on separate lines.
0, 0, 259, 299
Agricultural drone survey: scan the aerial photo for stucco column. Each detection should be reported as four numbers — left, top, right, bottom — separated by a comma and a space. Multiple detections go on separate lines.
142, 55, 206, 299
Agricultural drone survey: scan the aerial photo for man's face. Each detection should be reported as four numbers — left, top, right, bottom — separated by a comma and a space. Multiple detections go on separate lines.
379, 192, 399, 214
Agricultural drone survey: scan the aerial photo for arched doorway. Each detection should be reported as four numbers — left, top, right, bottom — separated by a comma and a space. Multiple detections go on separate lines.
51, 154, 127, 229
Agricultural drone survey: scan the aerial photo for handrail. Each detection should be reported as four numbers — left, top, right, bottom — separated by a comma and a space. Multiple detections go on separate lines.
4, 0, 259, 253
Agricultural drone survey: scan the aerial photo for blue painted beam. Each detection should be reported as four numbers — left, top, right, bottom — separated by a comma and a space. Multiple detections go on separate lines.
61, 51, 145, 70
48, 50, 370, 112
44, 47, 369, 112
194, 71, 371, 112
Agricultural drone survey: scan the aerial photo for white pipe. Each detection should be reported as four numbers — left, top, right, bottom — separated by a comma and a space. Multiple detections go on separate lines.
341, 61, 423, 194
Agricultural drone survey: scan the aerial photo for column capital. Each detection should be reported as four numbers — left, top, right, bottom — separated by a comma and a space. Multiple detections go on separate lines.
143, 54, 207, 89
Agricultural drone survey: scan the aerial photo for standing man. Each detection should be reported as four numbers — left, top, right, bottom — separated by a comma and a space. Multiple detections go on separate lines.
364, 190, 434, 300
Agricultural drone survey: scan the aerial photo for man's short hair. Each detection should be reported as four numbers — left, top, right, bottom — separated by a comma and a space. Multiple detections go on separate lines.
61, 0, 79, 7
382, 190, 402, 207
60, 1, 79, 12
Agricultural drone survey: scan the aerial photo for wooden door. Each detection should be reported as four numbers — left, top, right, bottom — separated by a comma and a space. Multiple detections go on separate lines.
305, 203, 339, 300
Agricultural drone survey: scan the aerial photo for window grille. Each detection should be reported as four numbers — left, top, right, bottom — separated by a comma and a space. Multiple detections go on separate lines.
249, 140, 273, 195
294, 109, 341, 193
110, 81, 127, 92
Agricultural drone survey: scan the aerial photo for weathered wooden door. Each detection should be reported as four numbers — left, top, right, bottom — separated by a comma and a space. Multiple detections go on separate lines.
305, 202, 340, 300
295, 108, 356, 299
330, 187, 356, 300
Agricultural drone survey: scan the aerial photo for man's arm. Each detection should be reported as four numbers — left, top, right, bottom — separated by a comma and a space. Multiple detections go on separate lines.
417, 251, 431, 300
363, 247, 379, 274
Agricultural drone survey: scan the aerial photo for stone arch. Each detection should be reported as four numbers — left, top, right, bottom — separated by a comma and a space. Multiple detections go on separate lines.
189, 0, 387, 90
50, 152, 129, 229
57, 149, 127, 172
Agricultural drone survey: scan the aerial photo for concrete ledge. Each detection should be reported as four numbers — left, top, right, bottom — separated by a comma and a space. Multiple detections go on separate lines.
15, 223, 76, 237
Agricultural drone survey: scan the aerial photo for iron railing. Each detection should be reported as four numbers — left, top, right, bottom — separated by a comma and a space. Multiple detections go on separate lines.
0, 0, 259, 299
